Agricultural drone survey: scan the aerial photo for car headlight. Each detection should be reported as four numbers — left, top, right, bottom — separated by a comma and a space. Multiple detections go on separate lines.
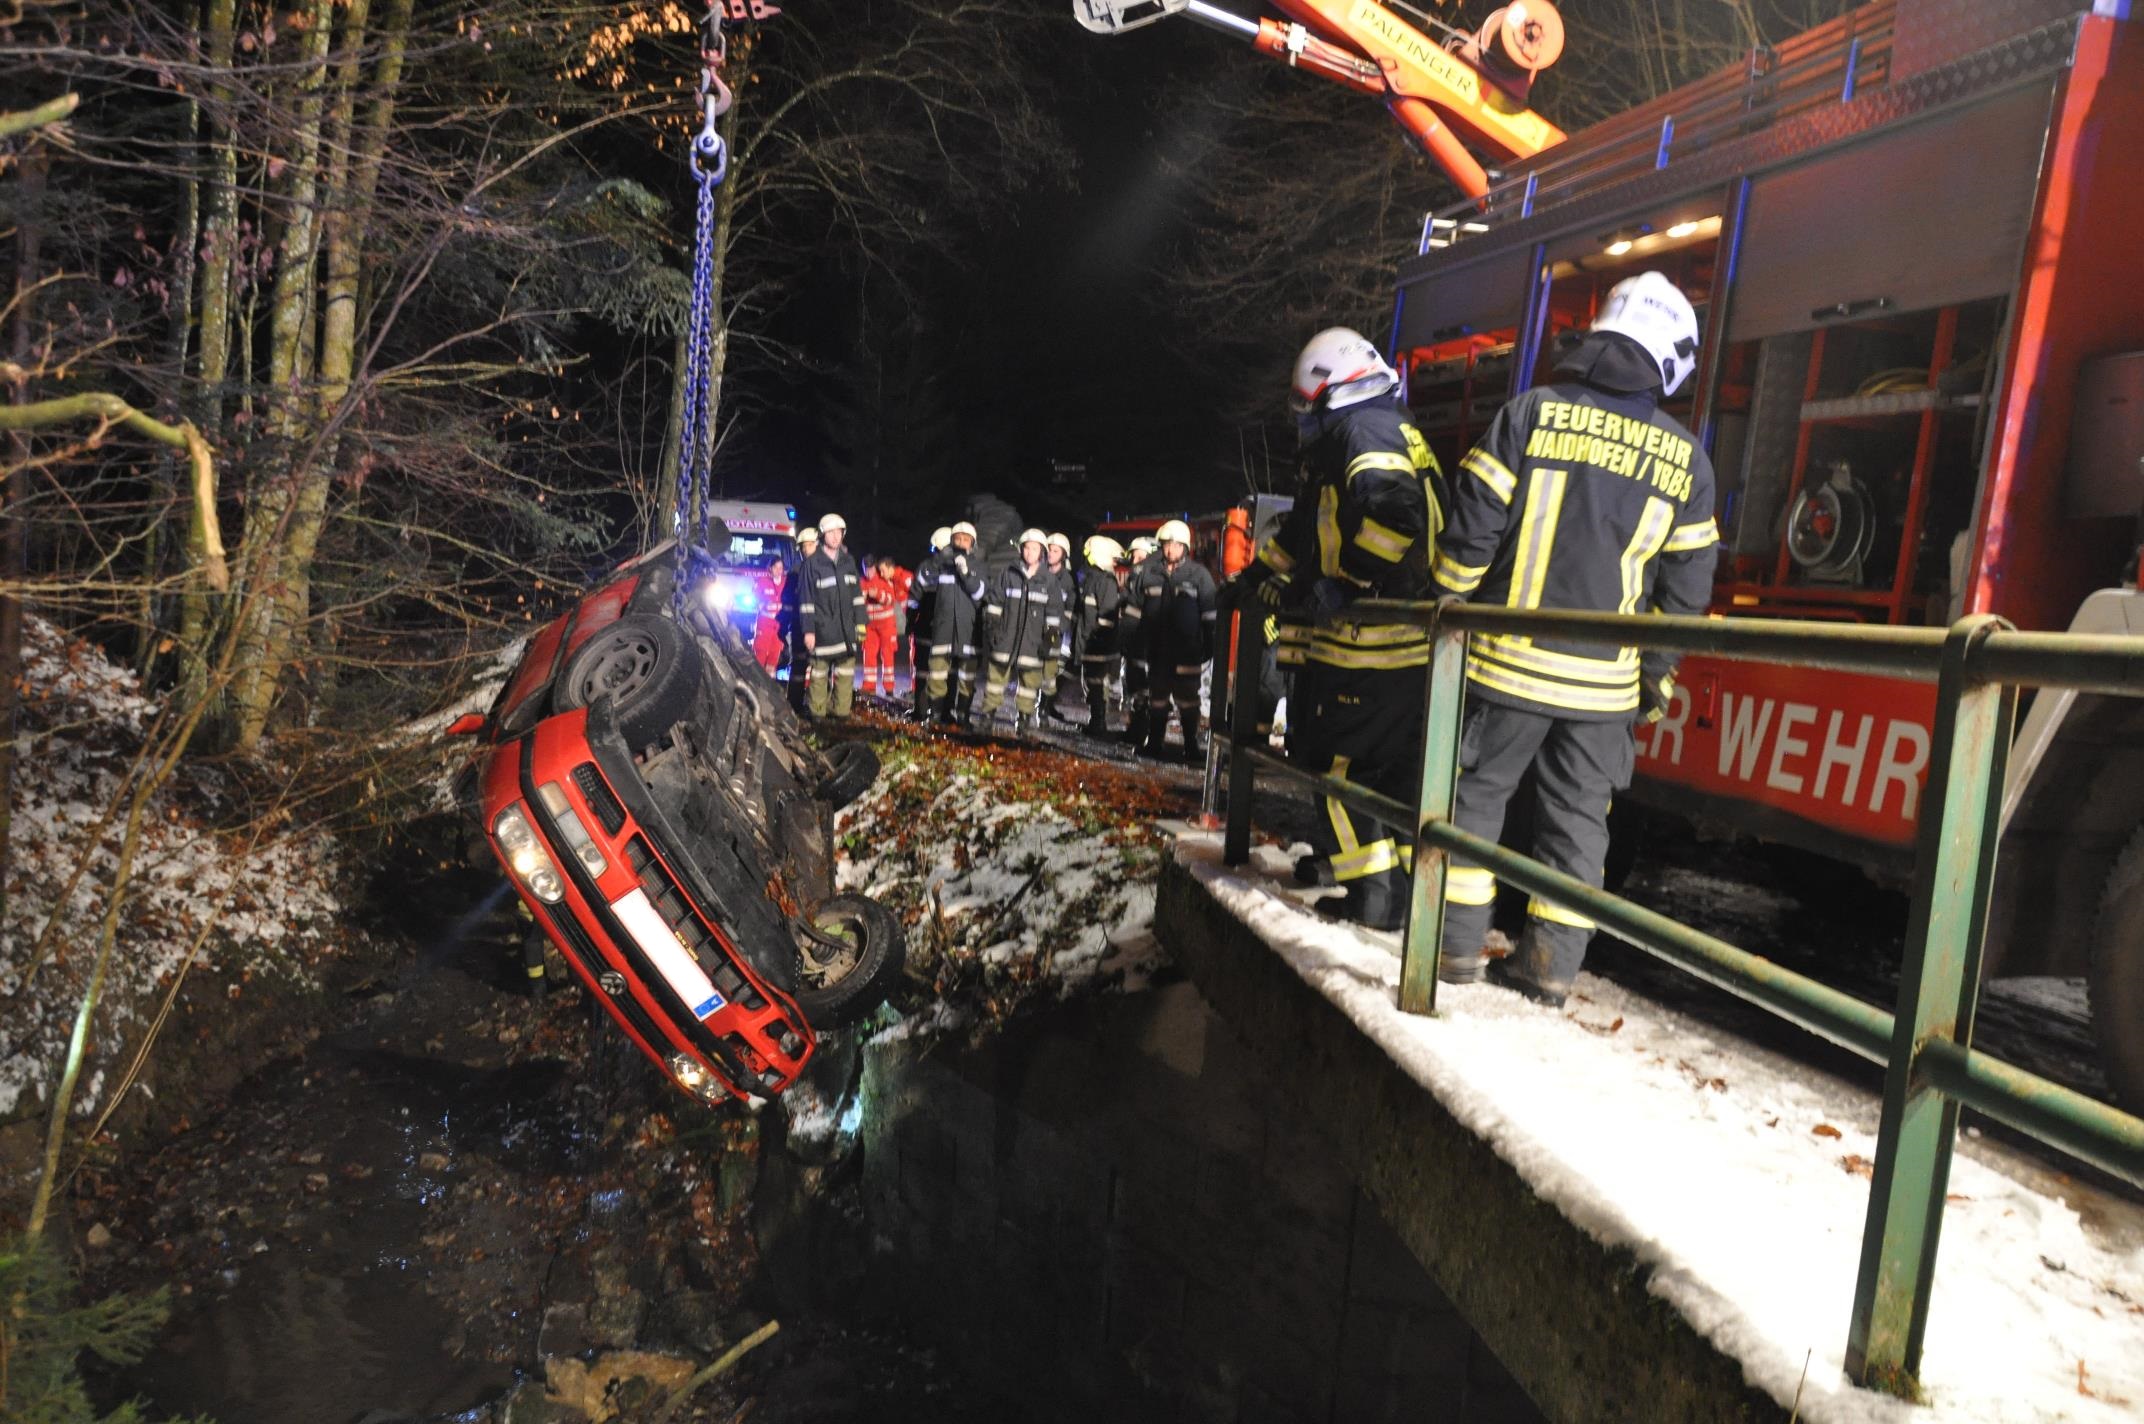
537, 782, 609, 877
492, 804, 565, 904
669, 1052, 730, 1103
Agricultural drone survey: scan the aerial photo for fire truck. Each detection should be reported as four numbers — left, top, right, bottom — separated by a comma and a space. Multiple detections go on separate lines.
1378, 0, 2144, 1109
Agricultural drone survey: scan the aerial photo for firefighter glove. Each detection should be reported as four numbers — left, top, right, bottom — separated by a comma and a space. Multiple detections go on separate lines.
1255, 575, 1290, 610
1640, 670, 1676, 725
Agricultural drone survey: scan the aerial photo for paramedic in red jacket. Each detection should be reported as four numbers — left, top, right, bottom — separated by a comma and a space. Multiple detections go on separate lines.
861, 556, 902, 696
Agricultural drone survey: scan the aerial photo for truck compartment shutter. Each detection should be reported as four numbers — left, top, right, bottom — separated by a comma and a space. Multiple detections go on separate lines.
1724, 83, 2052, 344
1394, 246, 1534, 354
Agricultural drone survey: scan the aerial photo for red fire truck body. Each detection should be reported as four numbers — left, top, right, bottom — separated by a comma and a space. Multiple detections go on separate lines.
1387, 0, 2144, 1103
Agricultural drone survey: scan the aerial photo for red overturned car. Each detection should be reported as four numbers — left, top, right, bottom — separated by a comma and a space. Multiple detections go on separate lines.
452, 542, 899, 1104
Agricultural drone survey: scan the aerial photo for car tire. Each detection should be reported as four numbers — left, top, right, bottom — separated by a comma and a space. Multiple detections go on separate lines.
792, 894, 906, 1030
2087, 825, 2144, 1115
819, 741, 880, 810
556, 613, 703, 747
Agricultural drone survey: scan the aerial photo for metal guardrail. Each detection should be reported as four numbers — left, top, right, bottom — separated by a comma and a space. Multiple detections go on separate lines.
1206, 597, 2144, 1395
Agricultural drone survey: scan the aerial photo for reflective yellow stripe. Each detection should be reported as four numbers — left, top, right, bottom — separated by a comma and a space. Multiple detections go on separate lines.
1332, 840, 1399, 880
1528, 897, 1597, 929
1326, 759, 1357, 852
1316, 486, 1343, 578
1258, 540, 1296, 574
1476, 633, 1637, 683
1465, 655, 1641, 712
1307, 640, 1434, 670
1663, 519, 1720, 553
1432, 550, 1486, 593
1506, 468, 1567, 610
1447, 866, 1497, 904
1354, 517, 1409, 562
1326, 620, 1431, 647
1619, 497, 1677, 615
1346, 450, 1415, 479
1461, 449, 1516, 504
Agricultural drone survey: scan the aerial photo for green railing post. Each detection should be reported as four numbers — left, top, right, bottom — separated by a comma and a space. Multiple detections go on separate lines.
1847, 616, 2017, 1393
1400, 608, 1467, 1015
1223, 598, 1262, 867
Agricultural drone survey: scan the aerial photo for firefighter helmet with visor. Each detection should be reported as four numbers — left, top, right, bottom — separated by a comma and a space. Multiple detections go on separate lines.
1591, 271, 1700, 397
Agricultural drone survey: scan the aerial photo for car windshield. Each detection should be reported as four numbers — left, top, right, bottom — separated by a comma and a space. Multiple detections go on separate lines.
718, 534, 791, 572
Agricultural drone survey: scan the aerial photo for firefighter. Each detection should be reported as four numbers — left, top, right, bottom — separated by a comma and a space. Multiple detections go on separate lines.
1231, 326, 1446, 929
1432, 271, 1719, 1004
861, 555, 901, 697
802, 513, 866, 720
925, 520, 986, 727
978, 529, 1067, 734
1116, 536, 1158, 746
1075, 534, 1126, 735
1039, 532, 1079, 721
779, 524, 820, 713
909, 526, 951, 720
1131, 519, 1217, 762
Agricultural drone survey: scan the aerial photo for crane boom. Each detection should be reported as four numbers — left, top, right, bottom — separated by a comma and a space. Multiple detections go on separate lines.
1074, 0, 1566, 199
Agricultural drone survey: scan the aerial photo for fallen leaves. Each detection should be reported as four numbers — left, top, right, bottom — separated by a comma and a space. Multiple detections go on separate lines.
1811, 1123, 1843, 1139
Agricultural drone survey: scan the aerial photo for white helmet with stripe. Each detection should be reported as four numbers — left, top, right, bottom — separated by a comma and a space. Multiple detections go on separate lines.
1592, 270, 1700, 396
1291, 327, 1398, 415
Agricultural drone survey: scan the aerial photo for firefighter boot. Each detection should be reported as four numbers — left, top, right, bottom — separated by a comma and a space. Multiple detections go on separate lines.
1121, 702, 1149, 748
1315, 869, 1408, 932
1293, 854, 1337, 888
1084, 682, 1110, 736
1015, 711, 1036, 739
1487, 923, 1582, 1008
1141, 710, 1171, 760
1178, 710, 1203, 765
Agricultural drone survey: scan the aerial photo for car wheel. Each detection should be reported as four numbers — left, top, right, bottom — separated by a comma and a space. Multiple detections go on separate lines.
556, 613, 703, 747
2088, 825, 2144, 1115
819, 741, 880, 810
792, 894, 906, 1029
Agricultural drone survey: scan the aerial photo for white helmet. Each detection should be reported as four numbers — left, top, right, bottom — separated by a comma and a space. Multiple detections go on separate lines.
950, 521, 978, 541
797, 525, 820, 545
1083, 535, 1124, 569
818, 512, 848, 533
1017, 527, 1048, 550
1592, 271, 1700, 396
1291, 327, 1398, 414
929, 525, 952, 550
1045, 532, 1071, 555
1126, 537, 1155, 563
1156, 519, 1192, 547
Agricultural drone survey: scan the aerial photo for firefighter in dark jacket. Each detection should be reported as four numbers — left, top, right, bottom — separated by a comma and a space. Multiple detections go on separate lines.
1129, 519, 1218, 762
1232, 326, 1447, 930
908, 525, 951, 720
1075, 535, 1126, 735
924, 520, 986, 727
801, 512, 866, 720
1433, 272, 1719, 1004
1040, 532, 1079, 721
978, 529, 1068, 734
1116, 537, 1158, 746
778, 525, 819, 713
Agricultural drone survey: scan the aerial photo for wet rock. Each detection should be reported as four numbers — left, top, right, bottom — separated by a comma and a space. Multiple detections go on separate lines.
419, 1150, 452, 1172
545, 1352, 692, 1422
538, 1302, 593, 1360
85, 1222, 113, 1249
586, 1275, 645, 1351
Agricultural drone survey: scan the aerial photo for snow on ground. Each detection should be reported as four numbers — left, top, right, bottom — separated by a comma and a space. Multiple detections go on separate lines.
832, 734, 1171, 1047
0, 618, 352, 1121
1176, 833, 2144, 1424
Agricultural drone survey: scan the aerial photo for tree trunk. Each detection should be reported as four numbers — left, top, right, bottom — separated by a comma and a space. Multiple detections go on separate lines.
654, 324, 690, 544
228, 0, 335, 749
178, 0, 243, 713
0, 151, 45, 927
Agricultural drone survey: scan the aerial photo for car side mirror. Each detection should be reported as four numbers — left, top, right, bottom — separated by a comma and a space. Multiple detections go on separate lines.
445, 712, 487, 738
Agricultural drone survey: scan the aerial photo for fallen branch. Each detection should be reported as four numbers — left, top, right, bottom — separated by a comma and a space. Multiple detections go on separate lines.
0, 94, 80, 144
655, 1319, 781, 1424
0, 391, 229, 591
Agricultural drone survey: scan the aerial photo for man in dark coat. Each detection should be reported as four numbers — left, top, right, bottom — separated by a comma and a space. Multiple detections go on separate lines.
1130, 519, 1218, 762
801, 512, 865, 720
1074, 535, 1127, 735
977, 529, 1067, 735
778, 525, 819, 714
924, 520, 986, 727
908, 525, 950, 721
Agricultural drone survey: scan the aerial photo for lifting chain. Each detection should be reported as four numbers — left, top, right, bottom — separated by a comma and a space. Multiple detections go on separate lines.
672, 0, 737, 599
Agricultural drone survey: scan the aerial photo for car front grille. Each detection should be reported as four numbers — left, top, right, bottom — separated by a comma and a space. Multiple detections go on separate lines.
573, 761, 628, 834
